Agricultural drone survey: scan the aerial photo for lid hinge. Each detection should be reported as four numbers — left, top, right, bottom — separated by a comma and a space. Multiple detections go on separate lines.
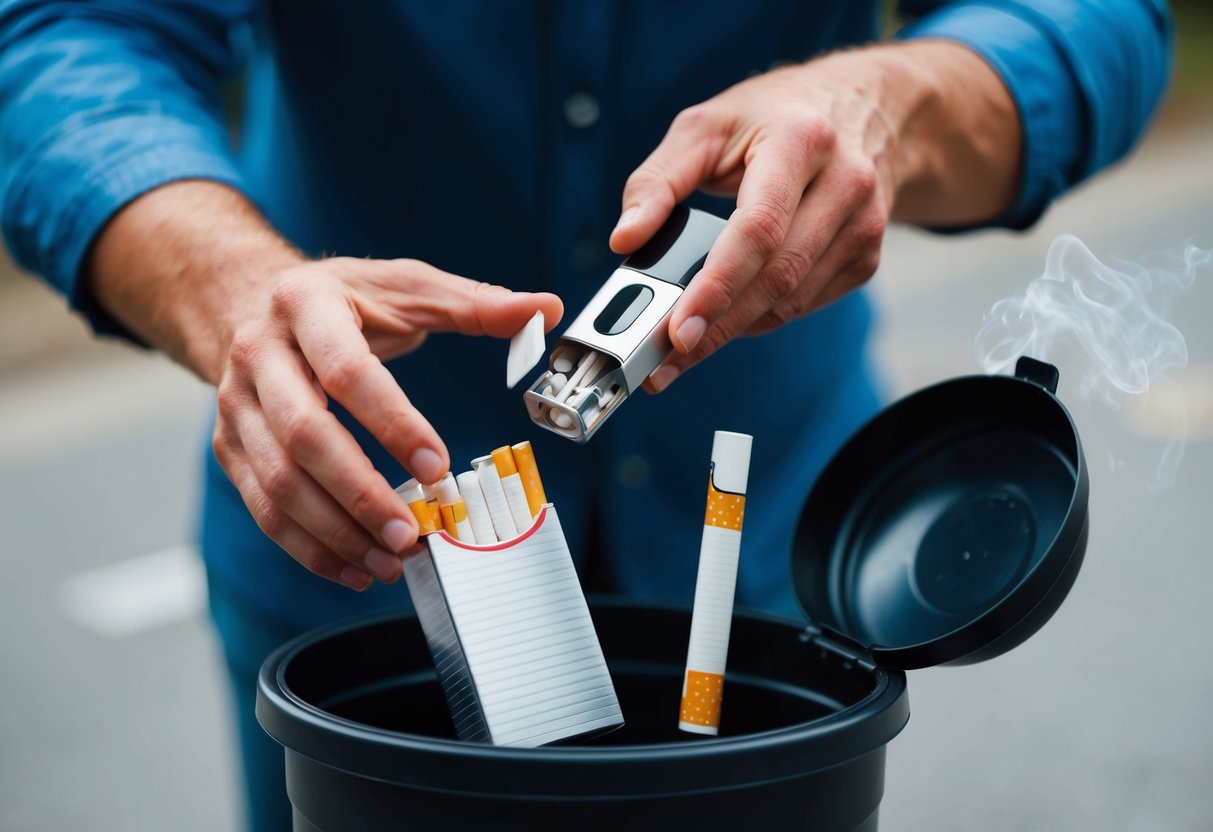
802, 626, 877, 672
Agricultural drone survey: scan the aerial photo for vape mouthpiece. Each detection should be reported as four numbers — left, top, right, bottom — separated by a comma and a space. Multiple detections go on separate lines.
523, 205, 727, 443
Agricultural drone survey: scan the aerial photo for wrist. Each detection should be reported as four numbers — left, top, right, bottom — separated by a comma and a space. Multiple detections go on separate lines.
787, 43, 944, 217
85, 180, 305, 384
876, 39, 1022, 225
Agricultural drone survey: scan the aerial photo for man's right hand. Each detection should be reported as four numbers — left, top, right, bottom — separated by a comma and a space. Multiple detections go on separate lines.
87, 181, 562, 589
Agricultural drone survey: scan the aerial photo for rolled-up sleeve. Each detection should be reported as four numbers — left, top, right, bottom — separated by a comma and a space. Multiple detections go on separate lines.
0, 0, 255, 336
897, 0, 1173, 229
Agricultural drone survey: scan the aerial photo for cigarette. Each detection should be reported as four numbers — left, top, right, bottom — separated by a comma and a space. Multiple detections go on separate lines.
552, 350, 575, 374
457, 470, 497, 544
395, 480, 438, 535
473, 454, 519, 541
426, 499, 442, 531
510, 441, 547, 517
434, 472, 475, 543
679, 430, 752, 736
491, 445, 535, 533
556, 350, 603, 403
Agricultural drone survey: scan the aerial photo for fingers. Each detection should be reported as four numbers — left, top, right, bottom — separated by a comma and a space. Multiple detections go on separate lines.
212, 257, 569, 590
644, 160, 885, 393
357, 260, 564, 342
666, 125, 832, 353
213, 392, 386, 591
279, 282, 451, 484
264, 280, 438, 538
747, 193, 886, 335
220, 299, 424, 587
610, 105, 723, 254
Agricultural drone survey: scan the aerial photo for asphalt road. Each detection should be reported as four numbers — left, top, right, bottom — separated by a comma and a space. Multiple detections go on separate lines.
1, 118, 1210, 831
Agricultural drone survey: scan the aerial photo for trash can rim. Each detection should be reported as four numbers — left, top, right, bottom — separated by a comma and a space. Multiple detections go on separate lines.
256, 604, 910, 797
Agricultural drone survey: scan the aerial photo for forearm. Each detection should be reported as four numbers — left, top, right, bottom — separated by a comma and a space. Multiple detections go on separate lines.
84, 181, 305, 384
875, 40, 1023, 227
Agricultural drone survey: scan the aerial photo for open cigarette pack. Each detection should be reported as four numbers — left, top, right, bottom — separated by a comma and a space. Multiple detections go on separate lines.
398, 446, 623, 747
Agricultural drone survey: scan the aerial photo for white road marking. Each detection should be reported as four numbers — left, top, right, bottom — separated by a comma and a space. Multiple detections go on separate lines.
57, 545, 206, 637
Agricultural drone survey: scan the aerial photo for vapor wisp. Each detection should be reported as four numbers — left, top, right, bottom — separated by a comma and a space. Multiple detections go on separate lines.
973, 234, 1211, 490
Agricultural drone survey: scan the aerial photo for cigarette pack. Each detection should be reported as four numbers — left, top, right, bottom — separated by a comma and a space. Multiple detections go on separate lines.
402, 505, 623, 747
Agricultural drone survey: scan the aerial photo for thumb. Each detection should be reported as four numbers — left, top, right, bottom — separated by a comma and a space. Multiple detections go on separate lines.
463, 281, 565, 339
609, 107, 721, 255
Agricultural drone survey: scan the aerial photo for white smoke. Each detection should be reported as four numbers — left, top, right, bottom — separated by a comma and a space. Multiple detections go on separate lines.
974, 234, 1211, 490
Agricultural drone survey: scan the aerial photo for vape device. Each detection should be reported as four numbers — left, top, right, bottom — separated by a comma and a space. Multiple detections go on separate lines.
524, 205, 727, 442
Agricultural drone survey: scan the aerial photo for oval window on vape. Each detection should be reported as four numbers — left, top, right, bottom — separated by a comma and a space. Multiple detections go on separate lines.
594, 284, 654, 335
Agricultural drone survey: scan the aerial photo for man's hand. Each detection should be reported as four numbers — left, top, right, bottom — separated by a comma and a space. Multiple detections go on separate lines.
609, 41, 1021, 392
87, 182, 562, 589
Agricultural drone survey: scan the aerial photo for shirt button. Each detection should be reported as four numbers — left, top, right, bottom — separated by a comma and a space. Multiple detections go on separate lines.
563, 91, 600, 129
618, 453, 651, 488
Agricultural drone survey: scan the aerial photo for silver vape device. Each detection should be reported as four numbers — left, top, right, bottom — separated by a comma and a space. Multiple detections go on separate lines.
524, 206, 727, 442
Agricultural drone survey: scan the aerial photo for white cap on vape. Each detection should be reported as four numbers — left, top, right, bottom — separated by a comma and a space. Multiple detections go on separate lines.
710, 431, 752, 495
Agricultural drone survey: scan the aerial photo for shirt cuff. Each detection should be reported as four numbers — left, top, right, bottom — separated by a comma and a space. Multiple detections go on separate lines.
2, 112, 246, 340
897, 3, 1084, 231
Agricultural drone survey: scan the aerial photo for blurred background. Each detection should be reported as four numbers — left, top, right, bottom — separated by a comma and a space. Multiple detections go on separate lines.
1, 4, 1211, 831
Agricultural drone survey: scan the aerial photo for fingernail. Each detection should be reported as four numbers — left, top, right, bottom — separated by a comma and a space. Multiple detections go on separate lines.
339, 565, 372, 591
408, 448, 445, 483
381, 517, 413, 553
613, 207, 639, 234
674, 316, 707, 353
364, 547, 401, 583
648, 364, 681, 393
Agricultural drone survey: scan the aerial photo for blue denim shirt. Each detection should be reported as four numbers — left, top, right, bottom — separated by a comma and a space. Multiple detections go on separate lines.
0, 1, 1171, 627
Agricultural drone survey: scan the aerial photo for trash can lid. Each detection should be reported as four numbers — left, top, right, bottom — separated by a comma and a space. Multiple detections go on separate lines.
790, 357, 1090, 671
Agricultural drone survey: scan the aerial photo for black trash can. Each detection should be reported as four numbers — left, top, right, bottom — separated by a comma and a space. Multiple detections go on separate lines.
257, 357, 1089, 831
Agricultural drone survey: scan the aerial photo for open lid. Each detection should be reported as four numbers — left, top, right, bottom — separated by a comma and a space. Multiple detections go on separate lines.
791, 358, 1090, 671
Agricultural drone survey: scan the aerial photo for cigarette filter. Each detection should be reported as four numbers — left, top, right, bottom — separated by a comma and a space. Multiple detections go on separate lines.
473, 455, 518, 541
456, 470, 496, 544
439, 504, 459, 539
679, 430, 752, 735
491, 445, 535, 534
511, 440, 547, 517
434, 472, 475, 543
426, 499, 442, 531
395, 481, 438, 535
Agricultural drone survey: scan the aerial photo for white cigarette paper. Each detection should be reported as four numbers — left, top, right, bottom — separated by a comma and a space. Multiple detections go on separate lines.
491, 446, 536, 534
473, 456, 519, 541
500, 474, 534, 533
679, 430, 752, 736
457, 471, 496, 544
